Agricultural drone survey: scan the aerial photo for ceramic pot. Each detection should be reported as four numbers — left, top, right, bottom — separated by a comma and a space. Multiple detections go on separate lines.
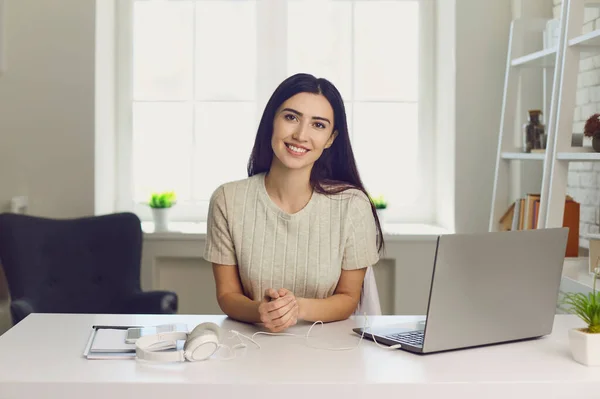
376, 209, 386, 226
568, 327, 600, 366
151, 208, 170, 232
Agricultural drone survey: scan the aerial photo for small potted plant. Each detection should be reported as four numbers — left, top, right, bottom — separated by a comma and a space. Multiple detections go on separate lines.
370, 195, 388, 225
560, 267, 600, 366
148, 191, 176, 232
584, 113, 600, 152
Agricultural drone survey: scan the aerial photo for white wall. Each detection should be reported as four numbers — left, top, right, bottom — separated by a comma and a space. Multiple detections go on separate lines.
0, 0, 96, 218
435, 0, 513, 234
0, 0, 98, 335
453, 0, 513, 233
434, 0, 456, 232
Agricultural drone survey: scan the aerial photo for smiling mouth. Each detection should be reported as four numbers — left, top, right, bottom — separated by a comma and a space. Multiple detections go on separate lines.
285, 143, 310, 155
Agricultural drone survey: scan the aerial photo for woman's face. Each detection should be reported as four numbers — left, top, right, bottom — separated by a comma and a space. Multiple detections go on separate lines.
271, 92, 337, 172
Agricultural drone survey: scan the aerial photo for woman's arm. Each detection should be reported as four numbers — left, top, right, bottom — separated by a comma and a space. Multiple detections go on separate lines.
296, 268, 367, 323
212, 263, 262, 323
212, 263, 299, 330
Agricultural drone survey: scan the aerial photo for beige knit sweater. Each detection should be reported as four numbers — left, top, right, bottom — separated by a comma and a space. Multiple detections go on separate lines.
203, 172, 380, 301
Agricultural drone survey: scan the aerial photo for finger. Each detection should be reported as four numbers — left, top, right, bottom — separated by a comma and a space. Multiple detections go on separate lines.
278, 288, 287, 297
265, 295, 294, 313
272, 303, 297, 327
270, 301, 297, 326
271, 308, 298, 332
262, 299, 295, 327
264, 288, 279, 301
258, 298, 292, 325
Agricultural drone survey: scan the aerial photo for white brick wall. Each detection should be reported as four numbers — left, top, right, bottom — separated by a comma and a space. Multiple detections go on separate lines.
554, 1, 600, 249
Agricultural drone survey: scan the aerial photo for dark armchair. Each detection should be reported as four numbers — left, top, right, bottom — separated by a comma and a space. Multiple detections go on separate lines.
0, 212, 177, 325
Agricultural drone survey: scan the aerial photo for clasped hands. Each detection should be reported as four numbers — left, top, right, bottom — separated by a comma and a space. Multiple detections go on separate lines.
258, 288, 301, 332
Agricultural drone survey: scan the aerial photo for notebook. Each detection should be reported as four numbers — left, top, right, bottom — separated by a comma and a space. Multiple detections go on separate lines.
90, 329, 135, 353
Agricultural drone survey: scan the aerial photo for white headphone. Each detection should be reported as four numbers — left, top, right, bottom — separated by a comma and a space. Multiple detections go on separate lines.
135, 322, 224, 362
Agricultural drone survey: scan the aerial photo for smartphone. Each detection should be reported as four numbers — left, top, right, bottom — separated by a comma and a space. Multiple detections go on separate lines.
125, 327, 144, 344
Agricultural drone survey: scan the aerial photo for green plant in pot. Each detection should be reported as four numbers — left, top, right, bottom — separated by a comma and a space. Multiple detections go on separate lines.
560, 266, 600, 366
370, 195, 388, 225
148, 191, 176, 232
584, 113, 600, 152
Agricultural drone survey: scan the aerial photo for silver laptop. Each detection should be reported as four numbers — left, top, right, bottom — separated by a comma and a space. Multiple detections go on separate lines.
354, 227, 569, 354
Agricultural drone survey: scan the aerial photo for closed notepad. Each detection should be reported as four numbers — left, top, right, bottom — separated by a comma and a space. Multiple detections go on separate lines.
90, 329, 135, 353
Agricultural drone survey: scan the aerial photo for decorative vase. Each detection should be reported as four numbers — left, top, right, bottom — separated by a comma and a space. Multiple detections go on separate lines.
568, 328, 600, 366
593, 136, 600, 153
522, 109, 546, 153
151, 208, 170, 232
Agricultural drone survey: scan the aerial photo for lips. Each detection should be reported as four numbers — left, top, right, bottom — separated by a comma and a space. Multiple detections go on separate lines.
285, 143, 310, 156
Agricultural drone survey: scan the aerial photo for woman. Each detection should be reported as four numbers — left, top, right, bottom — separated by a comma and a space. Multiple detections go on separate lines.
203, 73, 384, 333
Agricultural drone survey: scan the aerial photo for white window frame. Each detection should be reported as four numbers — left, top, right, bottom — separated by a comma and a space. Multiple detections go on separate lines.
115, 0, 436, 224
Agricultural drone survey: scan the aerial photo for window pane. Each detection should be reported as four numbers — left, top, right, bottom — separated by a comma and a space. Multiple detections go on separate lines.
133, 1, 194, 101
195, 1, 257, 101
132, 103, 193, 202
352, 102, 419, 206
287, 1, 352, 99
194, 102, 258, 200
354, 1, 419, 101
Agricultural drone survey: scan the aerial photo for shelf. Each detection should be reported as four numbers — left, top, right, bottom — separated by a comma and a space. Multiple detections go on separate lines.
511, 47, 557, 68
501, 152, 545, 160
568, 29, 600, 48
556, 151, 600, 161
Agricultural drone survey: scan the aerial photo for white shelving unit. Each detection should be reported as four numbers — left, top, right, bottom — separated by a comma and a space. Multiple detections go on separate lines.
490, 0, 600, 292
489, 13, 565, 232
490, 0, 600, 233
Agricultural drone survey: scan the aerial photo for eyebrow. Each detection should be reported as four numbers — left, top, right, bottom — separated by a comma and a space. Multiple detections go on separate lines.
281, 108, 331, 125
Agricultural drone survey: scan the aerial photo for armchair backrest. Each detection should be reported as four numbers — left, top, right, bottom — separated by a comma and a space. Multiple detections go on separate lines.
0, 212, 143, 314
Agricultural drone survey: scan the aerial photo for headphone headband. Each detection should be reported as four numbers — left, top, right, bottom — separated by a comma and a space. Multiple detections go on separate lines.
135, 331, 188, 362
135, 323, 222, 362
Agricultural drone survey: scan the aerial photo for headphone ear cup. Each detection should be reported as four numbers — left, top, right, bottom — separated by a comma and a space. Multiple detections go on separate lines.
187, 322, 222, 342
183, 322, 222, 361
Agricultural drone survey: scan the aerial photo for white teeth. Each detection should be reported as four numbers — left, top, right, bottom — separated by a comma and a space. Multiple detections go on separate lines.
287, 144, 307, 153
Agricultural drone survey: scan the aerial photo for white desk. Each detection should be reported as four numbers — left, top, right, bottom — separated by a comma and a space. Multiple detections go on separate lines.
0, 313, 598, 398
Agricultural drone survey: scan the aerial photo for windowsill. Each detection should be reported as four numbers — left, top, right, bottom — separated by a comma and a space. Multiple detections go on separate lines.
141, 221, 452, 242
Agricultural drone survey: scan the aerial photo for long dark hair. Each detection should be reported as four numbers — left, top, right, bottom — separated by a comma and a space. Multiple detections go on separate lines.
247, 73, 385, 255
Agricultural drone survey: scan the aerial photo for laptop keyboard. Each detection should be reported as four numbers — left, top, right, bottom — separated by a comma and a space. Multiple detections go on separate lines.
384, 330, 424, 347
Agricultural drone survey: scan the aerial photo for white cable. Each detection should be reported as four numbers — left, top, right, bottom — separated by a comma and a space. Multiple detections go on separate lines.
247, 313, 402, 351
157, 314, 401, 362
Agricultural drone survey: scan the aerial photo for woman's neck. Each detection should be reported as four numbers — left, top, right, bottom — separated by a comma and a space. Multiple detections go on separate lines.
264, 164, 313, 214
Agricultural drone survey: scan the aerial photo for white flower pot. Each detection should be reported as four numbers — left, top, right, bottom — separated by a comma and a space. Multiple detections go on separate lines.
568, 328, 600, 366
376, 209, 386, 226
151, 208, 170, 232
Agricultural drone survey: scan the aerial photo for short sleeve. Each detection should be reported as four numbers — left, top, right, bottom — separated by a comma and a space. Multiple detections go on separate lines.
203, 185, 237, 265
341, 192, 380, 270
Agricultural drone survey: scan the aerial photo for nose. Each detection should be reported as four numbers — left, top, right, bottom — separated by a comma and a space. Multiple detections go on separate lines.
292, 121, 309, 141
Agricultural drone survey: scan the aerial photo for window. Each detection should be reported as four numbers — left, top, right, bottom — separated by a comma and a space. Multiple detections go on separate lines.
117, 0, 435, 223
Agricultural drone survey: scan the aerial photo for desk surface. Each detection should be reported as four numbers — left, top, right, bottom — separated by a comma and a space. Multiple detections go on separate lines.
0, 313, 598, 399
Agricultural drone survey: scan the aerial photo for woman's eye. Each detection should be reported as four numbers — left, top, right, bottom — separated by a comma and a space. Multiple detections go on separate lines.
314, 122, 325, 129
285, 114, 297, 121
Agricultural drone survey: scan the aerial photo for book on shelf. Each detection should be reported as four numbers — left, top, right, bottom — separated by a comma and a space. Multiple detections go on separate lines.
499, 194, 580, 257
